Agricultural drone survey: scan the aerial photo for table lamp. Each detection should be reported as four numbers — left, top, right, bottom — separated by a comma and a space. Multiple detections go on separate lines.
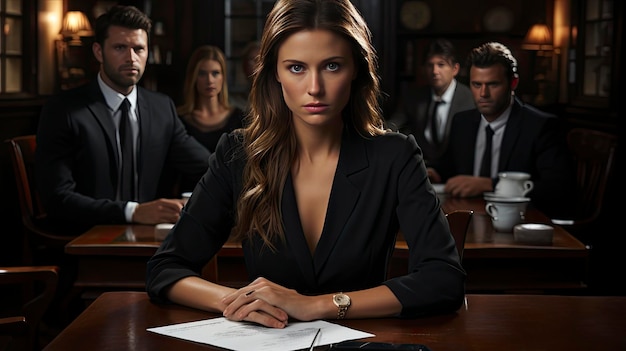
522, 23, 554, 105
60, 11, 93, 46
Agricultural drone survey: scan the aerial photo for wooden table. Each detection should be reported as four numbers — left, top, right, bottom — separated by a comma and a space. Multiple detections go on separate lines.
65, 225, 244, 301
43, 291, 626, 351
65, 196, 589, 301
391, 196, 590, 292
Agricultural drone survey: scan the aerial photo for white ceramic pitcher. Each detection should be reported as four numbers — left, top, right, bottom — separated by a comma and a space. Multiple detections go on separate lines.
495, 172, 534, 197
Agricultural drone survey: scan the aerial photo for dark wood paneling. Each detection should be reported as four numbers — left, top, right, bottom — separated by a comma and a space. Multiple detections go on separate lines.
0, 98, 47, 265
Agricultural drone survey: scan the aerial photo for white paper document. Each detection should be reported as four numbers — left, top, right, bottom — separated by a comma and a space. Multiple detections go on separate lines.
147, 317, 374, 351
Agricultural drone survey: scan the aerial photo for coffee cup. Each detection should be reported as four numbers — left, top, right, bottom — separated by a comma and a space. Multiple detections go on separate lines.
485, 197, 530, 232
495, 172, 534, 197
181, 192, 192, 205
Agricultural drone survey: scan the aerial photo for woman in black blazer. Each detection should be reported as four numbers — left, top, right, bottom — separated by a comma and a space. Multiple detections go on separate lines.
147, 0, 465, 328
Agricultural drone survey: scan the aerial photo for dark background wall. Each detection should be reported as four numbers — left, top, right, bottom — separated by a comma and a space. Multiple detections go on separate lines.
0, 0, 622, 294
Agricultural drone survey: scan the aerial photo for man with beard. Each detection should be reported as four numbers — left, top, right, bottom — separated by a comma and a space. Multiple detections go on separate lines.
427, 42, 574, 219
36, 5, 209, 236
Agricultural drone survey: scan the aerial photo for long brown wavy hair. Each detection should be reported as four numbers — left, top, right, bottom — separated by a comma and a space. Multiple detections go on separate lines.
177, 45, 231, 116
231, 0, 386, 250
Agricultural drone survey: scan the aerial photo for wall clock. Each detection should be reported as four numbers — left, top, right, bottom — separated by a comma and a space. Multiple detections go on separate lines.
483, 6, 514, 32
400, 1, 431, 30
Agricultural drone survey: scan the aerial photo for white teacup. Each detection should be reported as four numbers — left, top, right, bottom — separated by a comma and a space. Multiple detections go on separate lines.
495, 172, 534, 197
485, 197, 530, 233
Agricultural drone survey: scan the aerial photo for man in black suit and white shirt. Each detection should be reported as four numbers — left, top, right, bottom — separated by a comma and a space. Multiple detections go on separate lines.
428, 42, 574, 218
388, 38, 475, 165
36, 5, 210, 236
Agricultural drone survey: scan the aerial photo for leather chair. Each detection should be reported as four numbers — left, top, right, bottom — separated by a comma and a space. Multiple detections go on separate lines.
551, 128, 618, 243
4, 135, 75, 264
0, 265, 59, 351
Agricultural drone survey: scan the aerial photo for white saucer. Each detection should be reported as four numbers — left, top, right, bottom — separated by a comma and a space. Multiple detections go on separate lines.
483, 192, 530, 202
483, 191, 504, 198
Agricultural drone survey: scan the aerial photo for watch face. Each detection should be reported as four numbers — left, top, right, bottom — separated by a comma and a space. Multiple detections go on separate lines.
333, 293, 351, 307
400, 1, 431, 30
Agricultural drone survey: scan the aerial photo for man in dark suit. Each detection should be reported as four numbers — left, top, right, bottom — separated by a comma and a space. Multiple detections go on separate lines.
388, 38, 475, 165
36, 5, 210, 236
428, 42, 574, 218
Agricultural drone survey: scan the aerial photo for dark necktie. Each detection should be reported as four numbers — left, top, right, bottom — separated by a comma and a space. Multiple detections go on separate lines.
119, 98, 135, 201
479, 125, 494, 177
430, 99, 443, 145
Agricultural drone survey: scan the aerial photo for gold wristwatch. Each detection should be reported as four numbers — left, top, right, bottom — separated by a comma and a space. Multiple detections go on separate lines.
332, 292, 351, 319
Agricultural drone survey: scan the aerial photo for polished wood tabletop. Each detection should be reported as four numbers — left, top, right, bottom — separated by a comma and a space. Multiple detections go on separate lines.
65, 196, 587, 257
65, 196, 589, 294
440, 196, 588, 291
43, 291, 626, 351
402, 196, 588, 259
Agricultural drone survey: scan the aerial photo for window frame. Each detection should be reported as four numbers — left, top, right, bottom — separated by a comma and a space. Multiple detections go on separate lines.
0, 0, 36, 98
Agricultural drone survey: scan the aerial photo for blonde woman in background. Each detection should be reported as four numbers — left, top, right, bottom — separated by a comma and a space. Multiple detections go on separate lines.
177, 45, 246, 154
173, 45, 246, 191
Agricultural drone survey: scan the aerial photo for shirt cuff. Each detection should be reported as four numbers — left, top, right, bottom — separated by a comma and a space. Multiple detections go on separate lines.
125, 201, 139, 222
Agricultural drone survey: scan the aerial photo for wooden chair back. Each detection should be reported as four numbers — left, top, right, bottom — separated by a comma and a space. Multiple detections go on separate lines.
445, 210, 473, 260
4, 135, 74, 264
5, 135, 42, 222
551, 128, 617, 244
565, 128, 617, 224
0, 265, 59, 351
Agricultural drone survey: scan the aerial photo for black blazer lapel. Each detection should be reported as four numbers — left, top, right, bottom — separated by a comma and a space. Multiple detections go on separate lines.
447, 84, 472, 125
281, 126, 368, 282
281, 174, 316, 284
86, 81, 119, 184
136, 89, 152, 179
458, 112, 482, 173
86, 81, 117, 156
313, 127, 367, 272
498, 99, 524, 171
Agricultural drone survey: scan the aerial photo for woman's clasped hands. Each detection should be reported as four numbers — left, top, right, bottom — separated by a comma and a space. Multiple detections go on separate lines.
221, 277, 318, 328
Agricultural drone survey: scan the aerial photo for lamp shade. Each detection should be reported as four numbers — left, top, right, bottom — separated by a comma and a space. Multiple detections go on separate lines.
60, 11, 94, 42
522, 23, 553, 51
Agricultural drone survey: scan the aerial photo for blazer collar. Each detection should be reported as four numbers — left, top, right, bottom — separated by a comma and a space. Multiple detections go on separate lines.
85, 81, 151, 168
136, 88, 152, 154
85, 80, 119, 163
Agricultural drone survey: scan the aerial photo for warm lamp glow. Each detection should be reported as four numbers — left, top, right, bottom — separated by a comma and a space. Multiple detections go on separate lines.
522, 23, 554, 51
60, 11, 93, 45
